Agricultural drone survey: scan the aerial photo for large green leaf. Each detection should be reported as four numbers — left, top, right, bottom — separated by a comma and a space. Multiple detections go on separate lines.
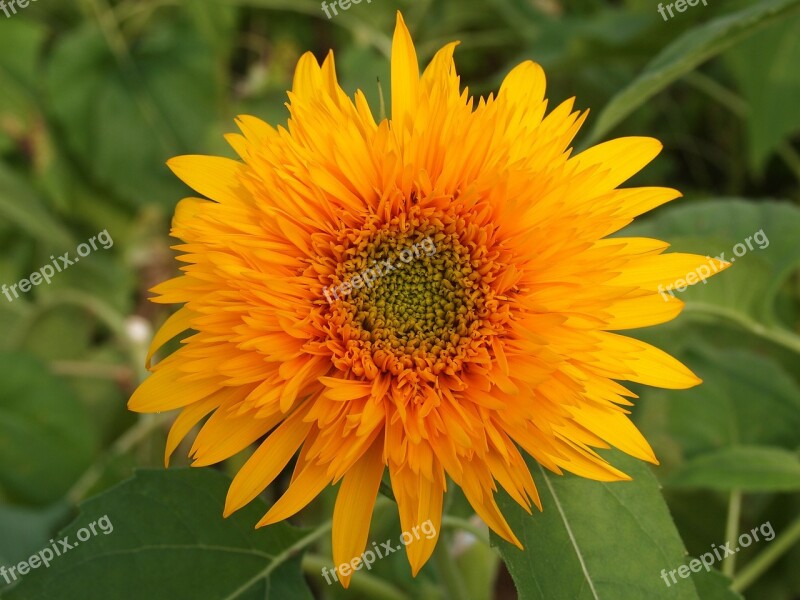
0, 352, 95, 505
588, 0, 800, 142
493, 451, 701, 599
44, 16, 224, 208
1, 469, 315, 600
666, 446, 800, 492
724, 16, 800, 174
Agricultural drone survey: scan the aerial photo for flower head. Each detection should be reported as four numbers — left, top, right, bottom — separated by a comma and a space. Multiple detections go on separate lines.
130, 12, 725, 584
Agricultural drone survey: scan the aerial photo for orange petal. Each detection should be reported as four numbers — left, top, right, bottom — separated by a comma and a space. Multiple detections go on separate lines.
332, 439, 385, 587
224, 404, 313, 516
256, 460, 330, 527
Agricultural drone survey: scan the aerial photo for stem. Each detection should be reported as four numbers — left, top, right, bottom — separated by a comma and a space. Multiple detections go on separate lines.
80, 0, 180, 153
441, 515, 491, 548
732, 515, 800, 593
377, 77, 387, 123
11, 291, 148, 379
777, 143, 800, 191
681, 303, 800, 355
302, 554, 411, 600
432, 531, 471, 600
722, 490, 742, 577
683, 71, 747, 117
51, 360, 133, 381
66, 413, 171, 504
379, 478, 396, 502
221, 521, 332, 600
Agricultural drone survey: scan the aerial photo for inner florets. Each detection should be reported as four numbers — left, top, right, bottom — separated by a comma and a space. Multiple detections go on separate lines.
345, 226, 475, 356
321, 212, 504, 379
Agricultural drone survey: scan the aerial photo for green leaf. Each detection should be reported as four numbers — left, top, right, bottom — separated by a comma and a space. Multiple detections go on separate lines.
0, 162, 73, 249
666, 446, 800, 492
18, 307, 94, 361
0, 18, 46, 138
724, 16, 800, 174
588, 0, 800, 143
493, 451, 701, 599
44, 17, 224, 208
2, 469, 315, 600
0, 352, 95, 505
692, 569, 743, 600
0, 502, 69, 566
637, 344, 800, 458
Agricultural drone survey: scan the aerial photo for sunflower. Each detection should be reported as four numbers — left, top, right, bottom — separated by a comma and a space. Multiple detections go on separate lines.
129, 12, 726, 585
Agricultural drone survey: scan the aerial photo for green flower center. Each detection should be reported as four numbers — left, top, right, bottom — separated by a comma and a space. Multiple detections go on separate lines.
351, 232, 475, 354
328, 222, 487, 373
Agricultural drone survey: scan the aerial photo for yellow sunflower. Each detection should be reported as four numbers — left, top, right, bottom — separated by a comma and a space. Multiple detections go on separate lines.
130, 12, 726, 585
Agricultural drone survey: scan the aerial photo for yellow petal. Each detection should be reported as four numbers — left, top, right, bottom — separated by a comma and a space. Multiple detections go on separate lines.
594, 332, 702, 389
567, 403, 657, 464
608, 251, 730, 290
190, 402, 282, 467
389, 461, 445, 575
166, 155, 251, 206
332, 439, 385, 587
128, 358, 220, 413
256, 460, 330, 527
224, 405, 313, 516
458, 466, 521, 549
603, 293, 684, 330
570, 137, 662, 191
390, 11, 419, 128
146, 307, 196, 369
292, 51, 323, 99
164, 394, 220, 466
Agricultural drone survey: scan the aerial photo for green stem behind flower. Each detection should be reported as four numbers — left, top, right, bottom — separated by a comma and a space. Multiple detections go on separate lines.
722, 490, 742, 577
732, 515, 800, 592
302, 554, 411, 600
433, 531, 471, 600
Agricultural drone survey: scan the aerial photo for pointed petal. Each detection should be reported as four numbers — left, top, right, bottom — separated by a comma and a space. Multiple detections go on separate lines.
391, 11, 419, 127
146, 307, 196, 368
166, 156, 251, 205
224, 404, 313, 516
256, 460, 330, 527
332, 439, 385, 587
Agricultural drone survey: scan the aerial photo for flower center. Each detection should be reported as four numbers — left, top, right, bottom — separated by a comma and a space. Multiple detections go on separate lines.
319, 210, 507, 381
346, 226, 476, 357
